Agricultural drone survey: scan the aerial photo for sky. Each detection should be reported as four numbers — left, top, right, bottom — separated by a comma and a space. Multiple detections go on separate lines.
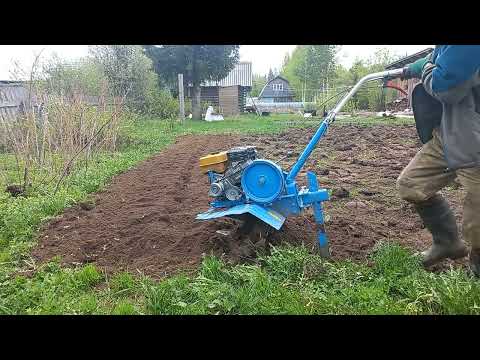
0, 45, 433, 80
240, 45, 433, 74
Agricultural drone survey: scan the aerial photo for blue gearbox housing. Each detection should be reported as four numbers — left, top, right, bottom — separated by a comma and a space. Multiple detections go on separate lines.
241, 160, 284, 204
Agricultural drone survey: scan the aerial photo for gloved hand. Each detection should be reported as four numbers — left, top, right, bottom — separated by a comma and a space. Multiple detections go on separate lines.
402, 57, 430, 80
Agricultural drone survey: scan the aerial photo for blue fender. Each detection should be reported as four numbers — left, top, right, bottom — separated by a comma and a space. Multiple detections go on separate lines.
196, 203, 286, 230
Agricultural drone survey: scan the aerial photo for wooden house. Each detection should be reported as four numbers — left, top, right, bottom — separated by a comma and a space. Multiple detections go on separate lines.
258, 75, 295, 103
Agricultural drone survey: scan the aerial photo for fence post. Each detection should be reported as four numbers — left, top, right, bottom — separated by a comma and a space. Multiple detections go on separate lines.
178, 73, 185, 123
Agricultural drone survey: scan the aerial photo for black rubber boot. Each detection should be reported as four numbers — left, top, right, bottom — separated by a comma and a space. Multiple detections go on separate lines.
415, 195, 469, 267
470, 250, 480, 277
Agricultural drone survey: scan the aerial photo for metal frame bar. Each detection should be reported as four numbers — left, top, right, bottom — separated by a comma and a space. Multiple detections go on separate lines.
286, 68, 404, 183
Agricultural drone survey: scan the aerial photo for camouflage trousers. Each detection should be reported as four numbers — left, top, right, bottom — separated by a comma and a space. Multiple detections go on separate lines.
397, 128, 480, 250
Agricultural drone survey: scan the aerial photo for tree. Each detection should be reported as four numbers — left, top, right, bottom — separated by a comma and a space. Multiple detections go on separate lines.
144, 45, 240, 120
365, 48, 402, 111
88, 45, 158, 110
267, 68, 275, 82
251, 74, 267, 97
280, 52, 291, 74
41, 54, 108, 97
347, 59, 370, 109
305, 45, 338, 88
281, 46, 307, 100
281, 45, 339, 101
367, 48, 399, 70
331, 48, 403, 111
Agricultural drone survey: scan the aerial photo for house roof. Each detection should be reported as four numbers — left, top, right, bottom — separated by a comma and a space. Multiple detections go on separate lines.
385, 48, 435, 70
269, 75, 289, 83
258, 75, 292, 99
0, 80, 25, 85
202, 62, 252, 87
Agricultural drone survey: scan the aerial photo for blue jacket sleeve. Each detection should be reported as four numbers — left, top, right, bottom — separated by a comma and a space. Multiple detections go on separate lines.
422, 46, 480, 104
431, 46, 480, 92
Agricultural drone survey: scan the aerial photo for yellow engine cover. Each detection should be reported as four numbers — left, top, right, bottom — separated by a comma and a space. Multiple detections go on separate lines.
199, 151, 228, 174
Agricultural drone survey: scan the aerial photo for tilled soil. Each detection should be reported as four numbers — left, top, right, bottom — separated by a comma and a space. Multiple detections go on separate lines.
33, 124, 468, 278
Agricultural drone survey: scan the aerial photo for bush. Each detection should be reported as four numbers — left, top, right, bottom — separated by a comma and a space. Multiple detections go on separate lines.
0, 89, 128, 195
145, 89, 179, 119
303, 103, 317, 113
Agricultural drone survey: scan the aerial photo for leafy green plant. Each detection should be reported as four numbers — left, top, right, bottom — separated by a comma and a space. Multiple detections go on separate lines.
144, 89, 179, 119
77, 294, 99, 314
74, 264, 103, 290
110, 272, 137, 297
112, 301, 137, 315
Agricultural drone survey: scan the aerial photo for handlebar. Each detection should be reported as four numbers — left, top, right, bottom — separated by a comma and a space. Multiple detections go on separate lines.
324, 68, 405, 124
285, 68, 404, 183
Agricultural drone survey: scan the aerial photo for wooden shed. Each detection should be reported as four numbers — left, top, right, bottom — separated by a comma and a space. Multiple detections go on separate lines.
185, 62, 252, 116
0, 81, 30, 120
385, 48, 434, 108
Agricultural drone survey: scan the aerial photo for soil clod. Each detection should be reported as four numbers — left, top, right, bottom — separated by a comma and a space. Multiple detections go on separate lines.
332, 187, 350, 199
345, 201, 368, 209
6, 184, 25, 197
359, 189, 377, 196
79, 201, 95, 211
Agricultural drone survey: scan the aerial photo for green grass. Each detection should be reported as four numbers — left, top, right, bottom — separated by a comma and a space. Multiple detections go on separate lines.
2, 243, 479, 315
177, 113, 414, 135
3, 113, 478, 316
179, 113, 316, 135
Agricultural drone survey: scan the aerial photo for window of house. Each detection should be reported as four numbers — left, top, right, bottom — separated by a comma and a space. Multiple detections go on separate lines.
272, 83, 284, 91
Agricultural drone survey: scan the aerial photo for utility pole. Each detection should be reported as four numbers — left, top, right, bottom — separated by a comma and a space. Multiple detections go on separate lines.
303, 66, 307, 103
326, 63, 330, 104
178, 73, 185, 123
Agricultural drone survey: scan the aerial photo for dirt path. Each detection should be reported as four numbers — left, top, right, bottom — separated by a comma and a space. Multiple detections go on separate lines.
33, 124, 468, 278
